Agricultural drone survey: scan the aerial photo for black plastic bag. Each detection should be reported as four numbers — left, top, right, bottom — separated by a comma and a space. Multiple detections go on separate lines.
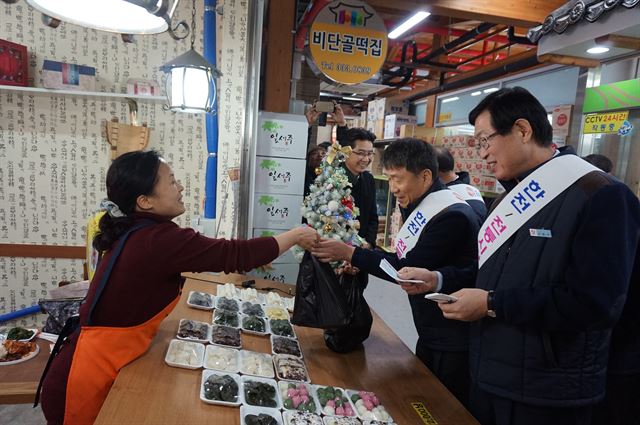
291, 251, 350, 329
324, 272, 373, 353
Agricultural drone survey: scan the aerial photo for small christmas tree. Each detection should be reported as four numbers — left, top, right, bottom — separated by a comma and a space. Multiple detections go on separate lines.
297, 143, 363, 261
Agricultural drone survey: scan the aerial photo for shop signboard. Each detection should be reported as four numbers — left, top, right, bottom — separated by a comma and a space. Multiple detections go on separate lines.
583, 111, 629, 134
307, 0, 388, 85
252, 228, 298, 264
583, 78, 640, 113
254, 156, 306, 195
257, 112, 308, 159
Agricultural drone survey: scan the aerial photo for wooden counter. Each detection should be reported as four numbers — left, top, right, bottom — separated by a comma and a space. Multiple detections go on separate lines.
95, 273, 478, 424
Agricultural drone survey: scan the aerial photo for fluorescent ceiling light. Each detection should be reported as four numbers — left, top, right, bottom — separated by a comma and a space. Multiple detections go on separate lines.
483, 87, 499, 94
25, 0, 172, 34
388, 11, 430, 39
586, 46, 610, 55
441, 96, 459, 103
343, 96, 364, 101
471, 91, 482, 96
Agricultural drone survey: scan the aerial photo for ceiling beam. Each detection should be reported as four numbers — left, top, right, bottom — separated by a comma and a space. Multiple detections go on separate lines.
538, 54, 600, 68
595, 34, 640, 51
369, 0, 566, 27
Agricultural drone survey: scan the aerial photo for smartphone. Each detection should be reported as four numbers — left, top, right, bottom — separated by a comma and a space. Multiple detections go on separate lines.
424, 293, 458, 303
317, 112, 328, 127
315, 100, 335, 113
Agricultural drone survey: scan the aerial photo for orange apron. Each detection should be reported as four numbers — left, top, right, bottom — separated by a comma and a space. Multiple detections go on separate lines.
63, 295, 179, 424
35, 220, 181, 425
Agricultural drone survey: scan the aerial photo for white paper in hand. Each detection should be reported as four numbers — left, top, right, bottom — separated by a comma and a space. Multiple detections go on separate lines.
379, 259, 423, 284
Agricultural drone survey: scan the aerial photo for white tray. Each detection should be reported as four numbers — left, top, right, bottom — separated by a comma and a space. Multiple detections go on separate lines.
273, 354, 310, 383
240, 288, 265, 304
265, 292, 288, 309
0, 343, 39, 366
279, 380, 321, 415
216, 283, 241, 299
200, 370, 241, 406
323, 417, 364, 425
186, 291, 215, 310
240, 350, 275, 379
215, 296, 240, 312
210, 325, 242, 349
264, 306, 290, 321
345, 389, 394, 423
0, 328, 39, 343
269, 318, 297, 339
241, 301, 266, 317
204, 344, 240, 373
240, 375, 282, 410
240, 405, 283, 425
313, 385, 357, 418
241, 314, 270, 336
176, 319, 211, 344
282, 411, 324, 425
212, 309, 241, 328
164, 339, 204, 369
270, 334, 302, 358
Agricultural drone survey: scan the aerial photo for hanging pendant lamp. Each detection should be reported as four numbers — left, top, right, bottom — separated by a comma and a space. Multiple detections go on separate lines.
160, 0, 220, 114
24, 0, 187, 39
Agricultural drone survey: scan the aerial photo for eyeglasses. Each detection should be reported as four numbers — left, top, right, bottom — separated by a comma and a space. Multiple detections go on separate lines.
473, 131, 499, 151
352, 150, 375, 159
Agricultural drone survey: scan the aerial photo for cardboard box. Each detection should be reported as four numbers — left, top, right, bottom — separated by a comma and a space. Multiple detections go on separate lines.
257, 112, 308, 159
254, 156, 306, 195
252, 228, 298, 263
0, 39, 28, 87
367, 100, 378, 122
250, 263, 299, 285
126, 79, 160, 96
384, 114, 417, 139
43, 60, 96, 91
375, 98, 408, 118
253, 193, 303, 230
373, 119, 385, 140
370, 146, 386, 175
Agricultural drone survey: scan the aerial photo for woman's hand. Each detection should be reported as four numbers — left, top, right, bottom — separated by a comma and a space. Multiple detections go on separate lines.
311, 239, 355, 262
295, 226, 320, 250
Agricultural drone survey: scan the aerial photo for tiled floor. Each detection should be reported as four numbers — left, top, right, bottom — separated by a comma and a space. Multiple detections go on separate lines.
1, 275, 416, 425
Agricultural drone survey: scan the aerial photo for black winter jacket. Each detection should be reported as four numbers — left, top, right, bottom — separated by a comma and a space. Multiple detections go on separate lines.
351, 179, 479, 351
470, 148, 640, 406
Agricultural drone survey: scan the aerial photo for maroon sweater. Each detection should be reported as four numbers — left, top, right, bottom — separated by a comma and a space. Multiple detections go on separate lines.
41, 213, 279, 424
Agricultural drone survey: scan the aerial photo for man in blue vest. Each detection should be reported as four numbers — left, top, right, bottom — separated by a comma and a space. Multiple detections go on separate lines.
437, 87, 639, 425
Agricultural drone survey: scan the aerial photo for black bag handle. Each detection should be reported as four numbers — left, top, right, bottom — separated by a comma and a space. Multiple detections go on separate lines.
34, 220, 153, 407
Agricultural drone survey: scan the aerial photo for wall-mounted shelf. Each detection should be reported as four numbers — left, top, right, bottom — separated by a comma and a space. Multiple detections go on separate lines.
0, 85, 166, 103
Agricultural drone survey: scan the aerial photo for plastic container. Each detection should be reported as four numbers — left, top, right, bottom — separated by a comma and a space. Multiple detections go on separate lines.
241, 301, 265, 317
273, 354, 309, 382
278, 381, 320, 415
313, 385, 357, 418
212, 309, 241, 328
240, 375, 282, 410
265, 292, 288, 309
271, 335, 302, 358
204, 344, 240, 373
282, 411, 324, 425
269, 319, 296, 339
186, 291, 215, 310
323, 417, 363, 425
240, 350, 275, 379
199, 370, 241, 406
264, 306, 289, 321
346, 390, 393, 423
164, 339, 204, 369
176, 319, 211, 344
216, 296, 240, 312
240, 287, 265, 304
240, 405, 284, 425
217, 283, 241, 299
241, 315, 270, 336
210, 325, 242, 349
